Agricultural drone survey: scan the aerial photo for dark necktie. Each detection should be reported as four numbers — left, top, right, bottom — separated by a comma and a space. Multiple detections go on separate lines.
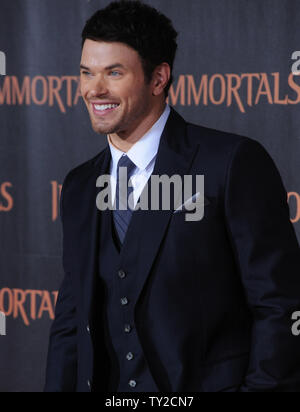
113, 154, 136, 245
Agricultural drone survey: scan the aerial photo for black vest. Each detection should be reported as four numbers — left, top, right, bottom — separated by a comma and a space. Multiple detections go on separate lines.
96, 205, 159, 392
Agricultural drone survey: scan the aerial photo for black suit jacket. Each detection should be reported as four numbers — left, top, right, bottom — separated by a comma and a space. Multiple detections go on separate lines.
45, 108, 300, 392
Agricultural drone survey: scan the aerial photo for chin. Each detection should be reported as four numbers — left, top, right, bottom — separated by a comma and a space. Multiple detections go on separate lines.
91, 123, 115, 135
92, 125, 109, 134
89, 113, 119, 134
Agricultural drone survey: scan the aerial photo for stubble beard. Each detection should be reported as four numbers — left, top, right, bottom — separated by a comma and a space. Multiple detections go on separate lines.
91, 117, 123, 135
90, 99, 151, 137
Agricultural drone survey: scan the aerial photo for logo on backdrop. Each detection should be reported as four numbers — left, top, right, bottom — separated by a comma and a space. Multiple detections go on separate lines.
0, 288, 58, 326
0, 75, 81, 113
0, 51, 6, 76
0, 182, 13, 212
0, 312, 6, 336
2, 71, 300, 113
288, 192, 300, 224
167, 72, 300, 113
51, 181, 62, 221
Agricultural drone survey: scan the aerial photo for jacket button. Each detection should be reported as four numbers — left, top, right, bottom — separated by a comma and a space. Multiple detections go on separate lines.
87, 380, 91, 390
118, 269, 126, 279
126, 352, 134, 361
87, 325, 90, 334
129, 380, 137, 388
121, 297, 129, 306
124, 324, 132, 333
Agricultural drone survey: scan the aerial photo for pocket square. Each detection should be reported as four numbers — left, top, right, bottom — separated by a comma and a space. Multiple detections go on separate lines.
173, 192, 210, 214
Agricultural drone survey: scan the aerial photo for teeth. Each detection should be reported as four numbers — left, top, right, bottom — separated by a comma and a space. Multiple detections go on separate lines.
94, 104, 119, 111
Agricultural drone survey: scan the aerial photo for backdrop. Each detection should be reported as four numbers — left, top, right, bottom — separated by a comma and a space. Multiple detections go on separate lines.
0, 0, 300, 392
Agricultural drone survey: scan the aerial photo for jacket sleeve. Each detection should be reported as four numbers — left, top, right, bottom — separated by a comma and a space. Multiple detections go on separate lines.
224, 138, 300, 392
44, 175, 77, 392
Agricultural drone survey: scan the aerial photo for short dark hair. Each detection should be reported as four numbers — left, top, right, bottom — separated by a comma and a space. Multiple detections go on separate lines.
81, 0, 178, 97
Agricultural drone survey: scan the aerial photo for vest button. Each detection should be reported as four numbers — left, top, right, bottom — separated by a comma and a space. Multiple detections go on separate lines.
121, 297, 129, 306
129, 380, 137, 388
124, 324, 132, 333
118, 270, 126, 279
126, 352, 134, 361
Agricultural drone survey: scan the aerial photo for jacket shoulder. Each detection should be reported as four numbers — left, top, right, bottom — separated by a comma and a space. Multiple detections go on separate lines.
63, 147, 106, 189
186, 122, 256, 150
185, 121, 270, 165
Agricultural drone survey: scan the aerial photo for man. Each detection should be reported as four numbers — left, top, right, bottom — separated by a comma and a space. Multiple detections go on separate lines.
45, 0, 300, 392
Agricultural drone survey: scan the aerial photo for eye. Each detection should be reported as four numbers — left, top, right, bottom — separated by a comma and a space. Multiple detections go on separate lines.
109, 71, 121, 77
81, 71, 92, 76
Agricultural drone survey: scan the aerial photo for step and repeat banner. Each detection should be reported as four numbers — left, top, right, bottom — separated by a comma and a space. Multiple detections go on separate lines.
0, 0, 300, 392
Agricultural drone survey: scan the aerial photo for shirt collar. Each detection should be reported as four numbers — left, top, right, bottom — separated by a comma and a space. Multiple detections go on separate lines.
108, 104, 171, 172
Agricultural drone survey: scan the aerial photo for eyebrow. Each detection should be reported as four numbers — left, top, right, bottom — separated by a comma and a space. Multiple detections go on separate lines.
80, 63, 126, 71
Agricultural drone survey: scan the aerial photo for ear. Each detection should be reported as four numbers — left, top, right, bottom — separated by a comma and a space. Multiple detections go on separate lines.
152, 63, 171, 96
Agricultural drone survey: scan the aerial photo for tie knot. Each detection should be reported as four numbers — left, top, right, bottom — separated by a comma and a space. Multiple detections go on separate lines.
117, 155, 136, 177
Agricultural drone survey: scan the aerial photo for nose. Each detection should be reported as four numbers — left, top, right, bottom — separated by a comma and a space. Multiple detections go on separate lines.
88, 74, 109, 98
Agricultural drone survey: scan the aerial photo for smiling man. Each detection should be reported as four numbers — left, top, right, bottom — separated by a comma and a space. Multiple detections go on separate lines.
45, 0, 300, 393
80, 40, 169, 151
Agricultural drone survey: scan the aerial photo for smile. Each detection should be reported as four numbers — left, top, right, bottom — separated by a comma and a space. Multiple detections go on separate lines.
92, 103, 120, 116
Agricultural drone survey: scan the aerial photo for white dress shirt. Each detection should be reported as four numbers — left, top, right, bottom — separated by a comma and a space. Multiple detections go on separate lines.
107, 104, 171, 208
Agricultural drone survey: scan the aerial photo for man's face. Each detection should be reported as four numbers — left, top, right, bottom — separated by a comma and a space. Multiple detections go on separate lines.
80, 39, 154, 136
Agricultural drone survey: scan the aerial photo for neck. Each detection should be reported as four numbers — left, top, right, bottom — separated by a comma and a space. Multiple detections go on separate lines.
108, 102, 166, 153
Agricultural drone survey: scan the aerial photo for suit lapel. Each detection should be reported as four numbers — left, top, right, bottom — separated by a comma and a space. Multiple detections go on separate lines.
120, 108, 199, 305
76, 146, 111, 321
